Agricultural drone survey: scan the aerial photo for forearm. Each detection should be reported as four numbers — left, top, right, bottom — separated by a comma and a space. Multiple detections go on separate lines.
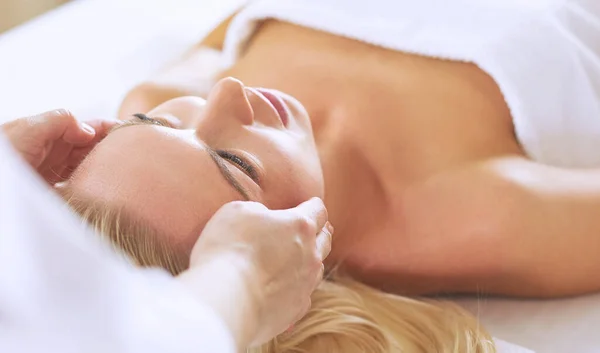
177, 254, 259, 351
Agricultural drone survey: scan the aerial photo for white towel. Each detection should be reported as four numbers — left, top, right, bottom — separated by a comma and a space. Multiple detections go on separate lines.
223, 0, 600, 168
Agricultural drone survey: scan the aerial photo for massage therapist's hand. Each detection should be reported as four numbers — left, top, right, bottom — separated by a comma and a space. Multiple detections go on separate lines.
1, 109, 119, 184
178, 198, 333, 349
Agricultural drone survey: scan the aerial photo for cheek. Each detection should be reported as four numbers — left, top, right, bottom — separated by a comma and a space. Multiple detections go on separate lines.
244, 131, 323, 207
264, 155, 324, 209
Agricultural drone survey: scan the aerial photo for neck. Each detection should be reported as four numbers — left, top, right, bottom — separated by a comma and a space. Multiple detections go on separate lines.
313, 109, 390, 267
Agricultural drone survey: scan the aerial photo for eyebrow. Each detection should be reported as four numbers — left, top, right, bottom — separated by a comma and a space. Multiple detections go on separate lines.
111, 119, 251, 201
109, 119, 162, 133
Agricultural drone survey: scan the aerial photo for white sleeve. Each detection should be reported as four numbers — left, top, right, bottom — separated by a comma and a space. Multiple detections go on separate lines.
0, 135, 236, 353
493, 338, 535, 353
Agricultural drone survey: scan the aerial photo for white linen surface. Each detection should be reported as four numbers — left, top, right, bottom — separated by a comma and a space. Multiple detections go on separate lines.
0, 0, 242, 121
0, 0, 597, 352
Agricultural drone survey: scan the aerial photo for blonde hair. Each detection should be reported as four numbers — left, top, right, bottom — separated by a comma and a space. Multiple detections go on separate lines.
64, 193, 496, 353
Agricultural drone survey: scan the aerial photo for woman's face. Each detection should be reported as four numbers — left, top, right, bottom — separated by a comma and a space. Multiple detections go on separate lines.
69, 77, 324, 250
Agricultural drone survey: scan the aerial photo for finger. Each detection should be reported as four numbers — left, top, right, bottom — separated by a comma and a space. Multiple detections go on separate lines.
32, 109, 96, 144
55, 148, 89, 181
54, 165, 74, 183
38, 141, 74, 184
84, 118, 122, 139
71, 118, 122, 148
290, 197, 328, 232
41, 165, 69, 185
314, 263, 325, 289
315, 222, 334, 261
293, 298, 312, 325
68, 145, 96, 165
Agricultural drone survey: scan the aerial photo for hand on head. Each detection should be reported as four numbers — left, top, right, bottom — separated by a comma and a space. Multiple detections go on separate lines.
179, 197, 333, 347
1, 109, 119, 184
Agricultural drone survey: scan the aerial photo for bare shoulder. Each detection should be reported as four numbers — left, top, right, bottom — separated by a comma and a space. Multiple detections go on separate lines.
342, 158, 531, 295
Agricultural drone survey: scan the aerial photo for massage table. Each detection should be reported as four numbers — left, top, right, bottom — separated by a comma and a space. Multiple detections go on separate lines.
0, 0, 596, 351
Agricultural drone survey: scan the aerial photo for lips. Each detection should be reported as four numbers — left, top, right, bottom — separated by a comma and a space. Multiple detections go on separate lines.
254, 88, 290, 127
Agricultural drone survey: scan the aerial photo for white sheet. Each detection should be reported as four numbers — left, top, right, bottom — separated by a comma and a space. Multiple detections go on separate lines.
0, 0, 596, 352
0, 0, 242, 121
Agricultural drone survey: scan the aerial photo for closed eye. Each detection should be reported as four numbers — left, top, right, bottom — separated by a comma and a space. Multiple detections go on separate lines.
133, 113, 172, 127
112, 114, 261, 190
217, 150, 260, 184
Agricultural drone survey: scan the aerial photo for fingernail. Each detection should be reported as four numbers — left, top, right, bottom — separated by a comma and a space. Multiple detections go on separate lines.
326, 222, 334, 234
80, 122, 95, 135
51, 108, 72, 117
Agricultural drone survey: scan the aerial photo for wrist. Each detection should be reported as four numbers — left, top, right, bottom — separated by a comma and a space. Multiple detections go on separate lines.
177, 253, 261, 350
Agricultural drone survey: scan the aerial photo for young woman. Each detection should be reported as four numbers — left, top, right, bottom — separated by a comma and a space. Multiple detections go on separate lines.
60, 78, 501, 352
54, 0, 600, 351
109, 0, 600, 298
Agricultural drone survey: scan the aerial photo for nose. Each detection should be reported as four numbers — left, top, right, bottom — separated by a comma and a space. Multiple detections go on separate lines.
200, 77, 254, 127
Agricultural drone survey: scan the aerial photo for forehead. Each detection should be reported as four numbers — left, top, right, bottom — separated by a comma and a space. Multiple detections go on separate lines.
70, 125, 242, 249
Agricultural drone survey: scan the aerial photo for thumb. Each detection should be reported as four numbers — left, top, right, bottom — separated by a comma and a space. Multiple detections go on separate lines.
32, 109, 96, 144
287, 197, 328, 232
